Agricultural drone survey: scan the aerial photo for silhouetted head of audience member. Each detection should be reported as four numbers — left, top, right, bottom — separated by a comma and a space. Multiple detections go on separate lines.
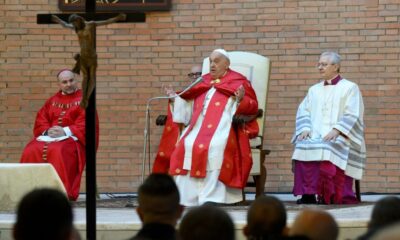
13, 188, 74, 240
179, 204, 235, 240
244, 195, 287, 240
369, 196, 400, 230
357, 196, 400, 240
136, 173, 183, 226
370, 222, 400, 240
289, 209, 338, 240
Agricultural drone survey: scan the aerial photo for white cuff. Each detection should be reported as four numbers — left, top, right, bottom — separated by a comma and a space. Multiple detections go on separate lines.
63, 127, 73, 137
173, 96, 191, 125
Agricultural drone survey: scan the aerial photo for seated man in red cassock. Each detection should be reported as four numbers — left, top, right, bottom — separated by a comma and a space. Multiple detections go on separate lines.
20, 69, 99, 201
153, 49, 259, 206
152, 64, 203, 173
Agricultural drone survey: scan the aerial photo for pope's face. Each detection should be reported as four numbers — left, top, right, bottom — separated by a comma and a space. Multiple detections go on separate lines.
58, 71, 78, 95
317, 55, 339, 80
209, 52, 230, 79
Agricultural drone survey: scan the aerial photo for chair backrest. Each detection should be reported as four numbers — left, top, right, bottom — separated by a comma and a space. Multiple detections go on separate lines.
202, 51, 271, 136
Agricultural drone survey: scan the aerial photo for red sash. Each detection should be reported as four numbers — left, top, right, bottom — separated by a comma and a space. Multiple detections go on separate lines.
157, 70, 259, 188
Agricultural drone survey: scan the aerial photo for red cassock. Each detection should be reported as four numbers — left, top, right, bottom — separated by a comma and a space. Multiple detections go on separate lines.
20, 89, 99, 200
153, 70, 259, 189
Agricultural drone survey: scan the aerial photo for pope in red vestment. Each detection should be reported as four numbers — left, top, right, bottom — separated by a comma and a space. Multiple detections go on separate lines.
153, 49, 259, 206
20, 69, 98, 201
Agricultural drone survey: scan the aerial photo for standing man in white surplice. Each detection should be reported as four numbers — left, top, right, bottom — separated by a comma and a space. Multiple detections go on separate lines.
292, 51, 366, 205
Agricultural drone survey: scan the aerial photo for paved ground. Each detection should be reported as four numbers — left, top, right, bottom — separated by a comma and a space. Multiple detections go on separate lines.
73, 193, 375, 211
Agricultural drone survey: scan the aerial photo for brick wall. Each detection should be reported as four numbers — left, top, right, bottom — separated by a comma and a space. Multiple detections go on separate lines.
1, 0, 399, 194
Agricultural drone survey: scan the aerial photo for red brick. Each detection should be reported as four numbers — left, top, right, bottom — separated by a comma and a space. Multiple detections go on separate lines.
1, 0, 400, 194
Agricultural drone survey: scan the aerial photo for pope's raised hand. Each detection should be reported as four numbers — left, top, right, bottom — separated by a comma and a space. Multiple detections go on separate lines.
234, 85, 245, 102
163, 84, 176, 98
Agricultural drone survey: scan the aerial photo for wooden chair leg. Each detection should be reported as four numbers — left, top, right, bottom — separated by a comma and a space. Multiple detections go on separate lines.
254, 153, 267, 198
355, 179, 361, 202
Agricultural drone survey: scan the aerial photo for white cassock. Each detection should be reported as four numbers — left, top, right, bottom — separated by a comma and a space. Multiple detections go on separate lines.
172, 87, 242, 206
292, 78, 366, 180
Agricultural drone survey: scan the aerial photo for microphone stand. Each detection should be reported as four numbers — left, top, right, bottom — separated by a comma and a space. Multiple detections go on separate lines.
141, 77, 203, 183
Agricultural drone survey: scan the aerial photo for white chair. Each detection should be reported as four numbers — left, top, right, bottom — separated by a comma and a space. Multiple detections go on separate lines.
202, 51, 271, 199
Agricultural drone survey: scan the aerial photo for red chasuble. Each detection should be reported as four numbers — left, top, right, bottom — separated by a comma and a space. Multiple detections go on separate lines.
152, 103, 181, 174
153, 69, 259, 189
20, 89, 99, 200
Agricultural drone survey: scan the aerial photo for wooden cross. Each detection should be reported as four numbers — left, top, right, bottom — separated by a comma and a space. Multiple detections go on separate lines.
37, 1, 145, 239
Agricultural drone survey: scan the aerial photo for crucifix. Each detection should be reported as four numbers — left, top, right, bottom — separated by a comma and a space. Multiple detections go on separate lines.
37, 1, 145, 239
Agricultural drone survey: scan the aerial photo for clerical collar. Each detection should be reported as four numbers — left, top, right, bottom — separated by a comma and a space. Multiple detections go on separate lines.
324, 75, 342, 86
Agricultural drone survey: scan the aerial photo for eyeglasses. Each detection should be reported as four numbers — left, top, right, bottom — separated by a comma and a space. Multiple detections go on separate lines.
188, 72, 202, 78
60, 78, 75, 84
316, 63, 334, 68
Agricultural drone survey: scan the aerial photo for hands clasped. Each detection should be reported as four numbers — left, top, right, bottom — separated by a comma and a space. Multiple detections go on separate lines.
47, 126, 66, 138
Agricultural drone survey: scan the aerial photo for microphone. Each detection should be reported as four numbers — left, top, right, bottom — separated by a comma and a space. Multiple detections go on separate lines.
141, 76, 203, 183
149, 76, 203, 103
177, 76, 203, 97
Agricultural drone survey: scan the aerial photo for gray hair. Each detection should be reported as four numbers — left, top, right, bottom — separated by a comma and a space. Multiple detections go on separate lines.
320, 51, 341, 65
320, 51, 341, 72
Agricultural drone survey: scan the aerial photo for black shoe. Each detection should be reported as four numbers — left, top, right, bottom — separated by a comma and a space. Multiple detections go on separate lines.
296, 194, 317, 204
203, 201, 223, 207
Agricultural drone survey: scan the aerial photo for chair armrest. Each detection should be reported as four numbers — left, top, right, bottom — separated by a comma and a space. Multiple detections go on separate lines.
156, 115, 168, 126
261, 148, 271, 155
232, 109, 263, 125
